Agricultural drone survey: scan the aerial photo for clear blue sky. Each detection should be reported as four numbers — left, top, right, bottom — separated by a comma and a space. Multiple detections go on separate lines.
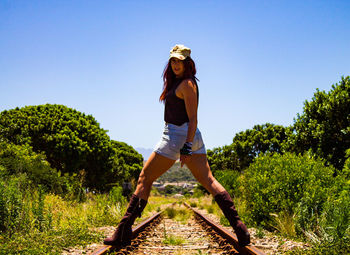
1, 0, 349, 151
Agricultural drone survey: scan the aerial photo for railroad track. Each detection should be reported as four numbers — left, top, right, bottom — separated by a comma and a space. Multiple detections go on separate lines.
184, 202, 266, 255
90, 211, 163, 255
90, 202, 266, 255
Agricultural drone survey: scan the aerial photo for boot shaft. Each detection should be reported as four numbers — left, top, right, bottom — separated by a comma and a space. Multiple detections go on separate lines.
214, 191, 239, 222
214, 190, 250, 246
103, 193, 148, 246
124, 193, 148, 222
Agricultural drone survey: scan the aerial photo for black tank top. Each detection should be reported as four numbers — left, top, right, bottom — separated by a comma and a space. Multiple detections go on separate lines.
164, 77, 199, 126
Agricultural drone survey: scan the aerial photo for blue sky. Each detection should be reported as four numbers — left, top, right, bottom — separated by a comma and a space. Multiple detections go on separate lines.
1, 0, 349, 152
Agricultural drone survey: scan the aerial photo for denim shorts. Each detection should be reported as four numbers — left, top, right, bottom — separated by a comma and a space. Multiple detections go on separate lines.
153, 122, 207, 160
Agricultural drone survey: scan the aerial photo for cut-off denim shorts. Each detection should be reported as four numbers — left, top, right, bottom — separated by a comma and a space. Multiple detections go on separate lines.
153, 122, 207, 160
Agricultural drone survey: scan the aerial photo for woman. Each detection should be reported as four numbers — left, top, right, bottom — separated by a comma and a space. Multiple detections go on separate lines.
104, 44, 251, 247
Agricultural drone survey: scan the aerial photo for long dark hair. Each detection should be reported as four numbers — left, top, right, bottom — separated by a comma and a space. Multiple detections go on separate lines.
159, 57, 199, 102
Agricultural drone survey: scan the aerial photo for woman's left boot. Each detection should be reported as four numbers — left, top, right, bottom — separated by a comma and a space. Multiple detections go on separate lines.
103, 194, 147, 247
214, 191, 251, 246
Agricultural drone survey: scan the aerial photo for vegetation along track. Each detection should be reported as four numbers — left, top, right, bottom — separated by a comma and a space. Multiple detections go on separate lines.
90, 203, 266, 255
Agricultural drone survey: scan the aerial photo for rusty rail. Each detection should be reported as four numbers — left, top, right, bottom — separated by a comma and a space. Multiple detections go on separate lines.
90, 211, 162, 255
184, 202, 266, 255
91, 202, 267, 255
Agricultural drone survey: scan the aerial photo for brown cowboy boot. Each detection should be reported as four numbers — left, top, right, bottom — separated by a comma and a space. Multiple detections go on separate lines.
214, 191, 250, 246
104, 194, 147, 246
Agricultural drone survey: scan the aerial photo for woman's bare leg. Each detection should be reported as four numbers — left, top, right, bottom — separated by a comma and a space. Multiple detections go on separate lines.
186, 154, 250, 246
134, 152, 176, 200
185, 154, 226, 196
104, 152, 174, 245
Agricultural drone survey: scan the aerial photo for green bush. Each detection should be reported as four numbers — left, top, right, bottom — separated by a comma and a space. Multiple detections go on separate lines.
0, 104, 143, 191
292, 76, 350, 171
207, 145, 240, 173
342, 149, 350, 179
207, 123, 290, 173
109, 141, 143, 184
317, 180, 350, 245
214, 170, 241, 197
220, 215, 230, 226
0, 175, 25, 235
294, 168, 348, 236
0, 143, 57, 187
108, 186, 126, 205
0, 174, 55, 237
322, 192, 350, 240
241, 153, 336, 230
189, 202, 197, 207
0, 142, 85, 199
164, 185, 182, 195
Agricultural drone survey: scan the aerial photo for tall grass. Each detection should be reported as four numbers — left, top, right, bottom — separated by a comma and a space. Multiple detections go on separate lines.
165, 205, 191, 224
270, 211, 297, 238
0, 176, 127, 255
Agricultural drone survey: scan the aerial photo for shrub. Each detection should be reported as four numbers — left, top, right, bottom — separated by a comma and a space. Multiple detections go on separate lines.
294, 167, 347, 235
0, 142, 85, 199
108, 186, 126, 205
192, 184, 209, 198
214, 170, 241, 197
165, 207, 177, 219
0, 104, 143, 191
0, 174, 58, 236
220, 215, 230, 226
207, 123, 290, 173
207, 205, 214, 214
342, 149, 350, 179
318, 182, 350, 244
292, 76, 350, 171
189, 202, 197, 207
0, 175, 25, 235
207, 145, 239, 173
163, 185, 182, 195
241, 153, 336, 230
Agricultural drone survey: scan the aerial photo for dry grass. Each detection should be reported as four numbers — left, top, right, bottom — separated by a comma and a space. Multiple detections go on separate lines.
164, 203, 191, 224
270, 211, 297, 238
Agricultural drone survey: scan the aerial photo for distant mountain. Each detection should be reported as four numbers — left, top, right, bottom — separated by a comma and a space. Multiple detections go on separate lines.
135, 147, 154, 161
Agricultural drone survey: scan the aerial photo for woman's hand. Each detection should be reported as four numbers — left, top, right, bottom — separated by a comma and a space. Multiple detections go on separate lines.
180, 142, 192, 167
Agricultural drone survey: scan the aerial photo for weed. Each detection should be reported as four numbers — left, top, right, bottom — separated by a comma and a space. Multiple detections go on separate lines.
256, 226, 265, 238
163, 234, 186, 245
165, 206, 191, 224
174, 209, 191, 224
207, 205, 214, 214
165, 207, 177, 219
220, 215, 230, 227
270, 211, 297, 238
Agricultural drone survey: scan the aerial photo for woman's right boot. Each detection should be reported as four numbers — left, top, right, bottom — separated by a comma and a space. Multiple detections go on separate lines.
103, 194, 147, 247
214, 191, 250, 246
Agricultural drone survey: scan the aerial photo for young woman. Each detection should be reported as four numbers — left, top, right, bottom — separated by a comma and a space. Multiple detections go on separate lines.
104, 44, 251, 247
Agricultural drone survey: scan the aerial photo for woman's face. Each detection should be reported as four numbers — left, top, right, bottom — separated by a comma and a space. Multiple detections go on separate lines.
170, 58, 185, 78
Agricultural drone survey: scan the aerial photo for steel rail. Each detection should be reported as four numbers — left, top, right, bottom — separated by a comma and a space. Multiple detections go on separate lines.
91, 202, 266, 255
90, 211, 162, 255
184, 202, 266, 255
